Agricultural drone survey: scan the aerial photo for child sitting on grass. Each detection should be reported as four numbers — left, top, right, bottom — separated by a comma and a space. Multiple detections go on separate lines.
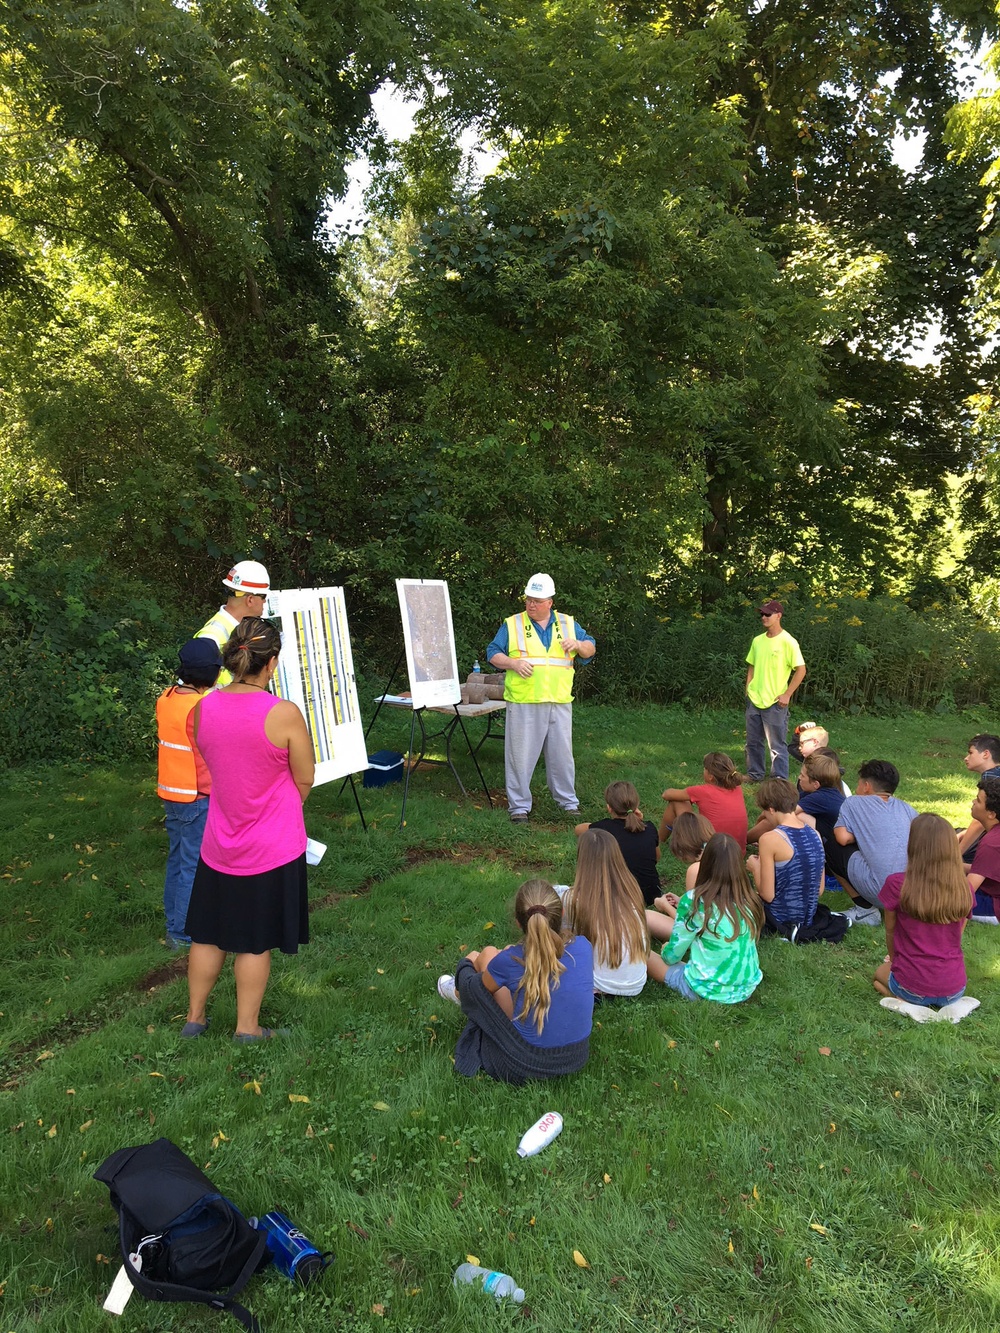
668, 811, 715, 896
966, 775, 1000, 924
557, 828, 649, 998
575, 780, 661, 906
745, 778, 848, 943
661, 752, 748, 852
437, 880, 594, 1083
645, 833, 763, 1004
875, 813, 978, 1022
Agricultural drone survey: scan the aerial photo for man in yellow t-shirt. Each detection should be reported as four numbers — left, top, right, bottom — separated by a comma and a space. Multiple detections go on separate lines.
745, 600, 806, 781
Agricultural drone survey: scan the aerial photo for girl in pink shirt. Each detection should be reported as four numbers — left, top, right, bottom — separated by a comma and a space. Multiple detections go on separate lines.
874, 814, 974, 1012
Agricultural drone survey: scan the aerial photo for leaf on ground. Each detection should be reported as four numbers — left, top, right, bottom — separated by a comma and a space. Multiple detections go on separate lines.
484, 921, 495, 929
829, 1122, 836, 1133
372, 1101, 390, 1111
818, 1047, 831, 1056
753, 1253, 764, 1278
36, 1051, 54, 1062
148, 1071, 164, 1078
288, 1094, 310, 1104
79, 1120, 93, 1133
466, 1254, 480, 1267
603, 1173, 611, 1184
46, 1125, 57, 1138
573, 1249, 590, 1268
752, 1185, 759, 1200
347, 1221, 369, 1240
371, 1303, 386, 1316
805, 1256, 813, 1270
376, 968, 385, 975
727, 1238, 734, 1254
809, 1223, 827, 1235
244, 1080, 261, 1095
407, 1287, 421, 1296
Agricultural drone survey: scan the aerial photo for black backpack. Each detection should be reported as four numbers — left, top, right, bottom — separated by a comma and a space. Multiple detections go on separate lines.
95, 1137, 271, 1331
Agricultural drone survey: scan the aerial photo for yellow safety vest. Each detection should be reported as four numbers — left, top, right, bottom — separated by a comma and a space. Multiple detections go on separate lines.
196, 606, 238, 687
503, 610, 577, 704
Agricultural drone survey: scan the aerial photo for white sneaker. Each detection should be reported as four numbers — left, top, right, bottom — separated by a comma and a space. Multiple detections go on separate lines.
880, 996, 938, 1023
436, 974, 459, 1005
935, 996, 980, 1023
843, 904, 882, 926
970, 914, 1000, 926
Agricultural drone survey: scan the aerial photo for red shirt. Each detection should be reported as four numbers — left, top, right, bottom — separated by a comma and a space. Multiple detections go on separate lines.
685, 784, 748, 852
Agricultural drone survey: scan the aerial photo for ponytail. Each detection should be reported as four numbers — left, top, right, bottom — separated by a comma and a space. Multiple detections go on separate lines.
222, 616, 281, 684
703, 752, 745, 790
604, 780, 644, 834
512, 879, 566, 1035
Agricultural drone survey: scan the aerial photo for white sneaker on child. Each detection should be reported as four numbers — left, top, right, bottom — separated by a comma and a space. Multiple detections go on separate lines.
935, 996, 980, 1023
879, 996, 938, 1023
436, 974, 460, 1005
970, 913, 1000, 925
843, 904, 881, 927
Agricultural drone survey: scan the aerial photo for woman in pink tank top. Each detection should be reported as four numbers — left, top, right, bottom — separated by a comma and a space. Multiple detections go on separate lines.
182, 617, 315, 1042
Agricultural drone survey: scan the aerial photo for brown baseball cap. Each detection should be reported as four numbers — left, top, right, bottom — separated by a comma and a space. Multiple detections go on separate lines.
758, 600, 783, 616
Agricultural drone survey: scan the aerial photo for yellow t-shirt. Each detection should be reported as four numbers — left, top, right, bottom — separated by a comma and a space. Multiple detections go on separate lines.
746, 629, 804, 709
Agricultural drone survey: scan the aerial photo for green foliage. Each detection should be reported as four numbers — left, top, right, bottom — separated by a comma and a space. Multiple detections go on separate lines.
594, 593, 1000, 714
0, 549, 180, 767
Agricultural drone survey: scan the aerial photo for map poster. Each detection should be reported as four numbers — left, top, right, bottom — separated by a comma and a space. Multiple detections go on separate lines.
263, 586, 368, 786
396, 578, 462, 710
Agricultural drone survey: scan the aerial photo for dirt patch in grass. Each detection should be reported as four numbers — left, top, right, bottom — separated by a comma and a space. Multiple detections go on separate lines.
134, 956, 187, 991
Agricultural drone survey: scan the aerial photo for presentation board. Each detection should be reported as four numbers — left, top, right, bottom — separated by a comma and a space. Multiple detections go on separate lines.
264, 586, 368, 786
396, 578, 461, 710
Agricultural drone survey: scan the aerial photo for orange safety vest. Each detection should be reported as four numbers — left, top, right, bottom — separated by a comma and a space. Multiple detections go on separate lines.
156, 686, 205, 802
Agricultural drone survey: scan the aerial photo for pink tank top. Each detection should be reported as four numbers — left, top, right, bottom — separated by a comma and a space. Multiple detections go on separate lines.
197, 691, 306, 875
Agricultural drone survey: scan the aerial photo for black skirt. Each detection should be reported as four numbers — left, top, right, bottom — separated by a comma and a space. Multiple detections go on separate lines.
185, 853, 309, 955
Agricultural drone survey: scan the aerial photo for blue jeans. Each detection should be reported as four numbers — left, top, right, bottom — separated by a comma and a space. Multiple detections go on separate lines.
745, 700, 789, 780
163, 797, 209, 944
663, 962, 700, 1001
888, 972, 965, 1008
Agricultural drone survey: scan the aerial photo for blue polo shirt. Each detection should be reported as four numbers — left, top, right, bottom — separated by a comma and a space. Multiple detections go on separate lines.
486, 615, 595, 662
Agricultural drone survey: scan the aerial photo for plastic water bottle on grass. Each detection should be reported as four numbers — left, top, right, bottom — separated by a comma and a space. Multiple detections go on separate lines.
517, 1110, 563, 1157
453, 1264, 525, 1303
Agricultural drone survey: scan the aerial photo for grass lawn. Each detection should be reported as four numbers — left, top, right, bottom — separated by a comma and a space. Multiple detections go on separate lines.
2, 705, 999, 1332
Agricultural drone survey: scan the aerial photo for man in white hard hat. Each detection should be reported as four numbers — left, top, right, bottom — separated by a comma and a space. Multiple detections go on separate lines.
487, 573, 596, 823
196, 560, 270, 685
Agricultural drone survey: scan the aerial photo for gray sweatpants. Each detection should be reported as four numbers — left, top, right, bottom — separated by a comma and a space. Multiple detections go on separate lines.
505, 701, 577, 815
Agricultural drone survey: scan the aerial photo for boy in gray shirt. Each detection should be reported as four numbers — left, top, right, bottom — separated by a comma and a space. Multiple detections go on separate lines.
827, 759, 918, 926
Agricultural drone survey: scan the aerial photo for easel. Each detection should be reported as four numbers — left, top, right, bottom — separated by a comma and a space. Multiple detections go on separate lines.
367, 646, 495, 829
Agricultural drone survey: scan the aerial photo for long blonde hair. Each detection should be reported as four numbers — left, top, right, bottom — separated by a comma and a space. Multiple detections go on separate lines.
689, 833, 763, 942
565, 829, 649, 969
900, 813, 973, 924
511, 880, 568, 1034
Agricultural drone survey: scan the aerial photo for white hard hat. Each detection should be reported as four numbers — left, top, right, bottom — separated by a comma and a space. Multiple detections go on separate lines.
524, 572, 555, 599
223, 560, 270, 595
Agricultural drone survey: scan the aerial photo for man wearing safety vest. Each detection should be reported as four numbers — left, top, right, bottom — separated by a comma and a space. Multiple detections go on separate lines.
487, 573, 596, 823
196, 559, 271, 685
156, 638, 222, 948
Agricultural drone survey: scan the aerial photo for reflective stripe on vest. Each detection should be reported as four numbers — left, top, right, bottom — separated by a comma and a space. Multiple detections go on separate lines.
156, 687, 203, 803
503, 610, 576, 704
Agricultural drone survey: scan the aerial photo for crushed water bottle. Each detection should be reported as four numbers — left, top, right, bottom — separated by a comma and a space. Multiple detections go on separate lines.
453, 1263, 525, 1303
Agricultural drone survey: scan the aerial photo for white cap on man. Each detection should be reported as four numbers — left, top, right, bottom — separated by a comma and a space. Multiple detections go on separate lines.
223, 560, 270, 595
524, 572, 555, 599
